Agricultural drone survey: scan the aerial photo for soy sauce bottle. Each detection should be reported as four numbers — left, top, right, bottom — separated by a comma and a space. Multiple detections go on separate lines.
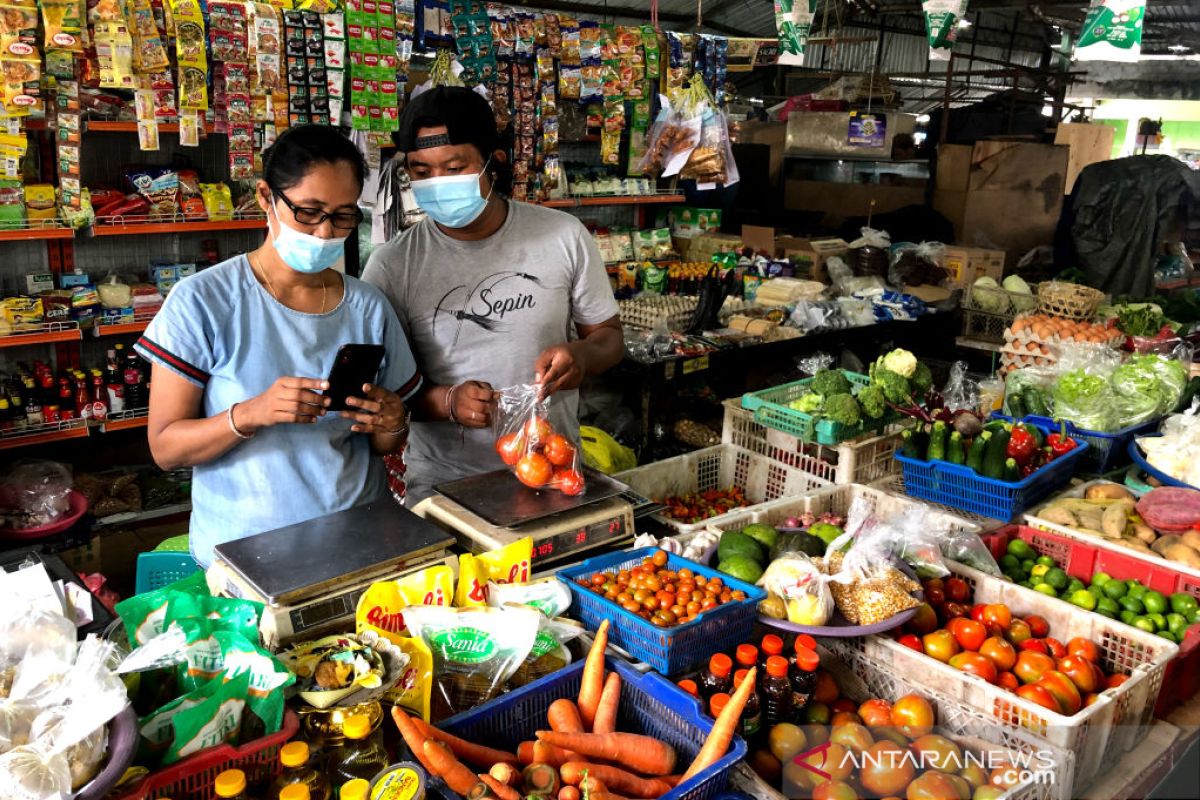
734, 644, 758, 672
762, 656, 795, 729
759, 635, 784, 671
791, 636, 820, 714
732, 668, 762, 738
698, 653, 733, 701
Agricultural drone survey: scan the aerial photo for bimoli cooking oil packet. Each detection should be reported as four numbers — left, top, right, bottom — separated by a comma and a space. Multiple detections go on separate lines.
403, 605, 539, 721
454, 537, 533, 607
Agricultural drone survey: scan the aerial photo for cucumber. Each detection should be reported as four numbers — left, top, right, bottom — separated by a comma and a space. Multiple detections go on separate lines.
946, 431, 966, 465
966, 431, 990, 472
1006, 391, 1026, 419
926, 421, 948, 462
983, 419, 1008, 435
983, 429, 1011, 479
1003, 457, 1020, 482
1023, 386, 1050, 418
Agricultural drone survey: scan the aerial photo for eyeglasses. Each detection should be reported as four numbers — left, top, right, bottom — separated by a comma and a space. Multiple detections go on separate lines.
272, 189, 364, 231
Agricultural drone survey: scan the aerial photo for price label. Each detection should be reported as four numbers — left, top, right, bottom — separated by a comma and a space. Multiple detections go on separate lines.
682, 355, 710, 374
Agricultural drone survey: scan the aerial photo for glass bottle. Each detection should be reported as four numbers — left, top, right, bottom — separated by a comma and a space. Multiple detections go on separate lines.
762, 655, 795, 729
697, 653, 733, 701
214, 769, 256, 800
328, 713, 389, 789
267, 741, 331, 800
732, 668, 762, 739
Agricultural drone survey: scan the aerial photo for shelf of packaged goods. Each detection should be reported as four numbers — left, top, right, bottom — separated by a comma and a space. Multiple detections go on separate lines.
0, 324, 83, 349
0, 225, 74, 241
85, 120, 213, 134
0, 419, 89, 451
98, 410, 148, 433
91, 217, 267, 236
537, 194, 686, 209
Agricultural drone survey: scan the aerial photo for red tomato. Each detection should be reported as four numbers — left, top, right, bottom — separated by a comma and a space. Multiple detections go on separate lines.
907, 603, 939, 635
858, 698, 893, 728
494, 432, 526, 466
1106, 673, 1130, 689
1003, 619, 1032, 646
921, 630, 960, 663
859, 740, 914, 796
515, 453, 552, 488
978, 636, 1017, 672
1067, 637, 1101, 663
542, 434, 576, 467
996, 670, 1020, 691
1036, 670, 1082, 715
949, 652, 998, 684
943, 602, 969, 621
1025, 614, 1050, 639
890, 694, 935, 739
524, 416, 555, 444
1044, 637, 1067, 660
1015, 683, 1062, 714
948, 618, 987, 652
897, 633, 924, 653
1018, 638, 1049, 655
981, 604, 1012, 630
1057, 655, 1100, 694
906, 771, 967, 800
969, 603, 988, 623
551, 468, 585, 496
909, 733, 963, 773
812, 781, 858, 800
944, 577, 970, 603
1013, 651, 1056, 685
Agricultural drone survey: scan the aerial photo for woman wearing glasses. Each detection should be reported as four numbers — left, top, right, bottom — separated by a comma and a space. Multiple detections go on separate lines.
135, 125, 422, 567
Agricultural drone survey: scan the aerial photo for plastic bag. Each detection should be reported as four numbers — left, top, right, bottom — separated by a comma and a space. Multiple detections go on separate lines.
486, 578, 572, 618
942, 361, 979, 414
0, 700, 35, 755
579, 426, 636, 475
28, 708, 105, 790
637, 95, 700, 177
681, 107, 735, 185
0, 745, 72, 800
848, 227, 891, 250
493, 383, 585, 497
889, 242, 950, 288
1111, 352, 1190, 426
796, 351, 835, 377
1003, 367, 1056, 417
758, 556, 834, 626
1138, 413, 1200, 487
509, 616, 584, 687
0, 461, 73, 531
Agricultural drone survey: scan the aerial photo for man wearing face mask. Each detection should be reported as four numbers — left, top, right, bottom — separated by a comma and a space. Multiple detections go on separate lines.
363, 87, 623, 504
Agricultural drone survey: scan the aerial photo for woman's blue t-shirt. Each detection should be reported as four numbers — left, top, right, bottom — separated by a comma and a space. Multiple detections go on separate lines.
135, 255, 421, 567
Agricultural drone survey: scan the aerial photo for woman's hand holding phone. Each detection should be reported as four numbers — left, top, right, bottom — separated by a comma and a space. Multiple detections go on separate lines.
234, 376, 331, 433
343, 383, 406, 434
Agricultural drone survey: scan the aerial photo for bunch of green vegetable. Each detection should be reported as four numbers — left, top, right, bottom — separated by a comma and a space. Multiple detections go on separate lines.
1047, 354, 1188, 433
900, 417, 1077, 482
867, 349, 934, 408
786, 368, 890, 427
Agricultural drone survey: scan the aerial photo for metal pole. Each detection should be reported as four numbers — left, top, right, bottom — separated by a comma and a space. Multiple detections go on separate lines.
940, 52, 955, 145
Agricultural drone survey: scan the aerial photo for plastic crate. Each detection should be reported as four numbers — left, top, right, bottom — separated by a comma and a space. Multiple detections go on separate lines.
870, 474, 1005, 530
109, 709, 299, 800
981, 524, 1200, 717
836, 559, 1177, 797
962, 306, 1013, 343
721, 400, 906, 485
731, 644, 1065, 800
614, 444, 828, 535
439, 656, 745, 800
894, 423, 1089, 521
740, 370, 898, 445
557, 547, 766, 675
135, 550, 201, 594
992, 413, 1158, 474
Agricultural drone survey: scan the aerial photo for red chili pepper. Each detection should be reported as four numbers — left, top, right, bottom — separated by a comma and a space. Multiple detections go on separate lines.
1006, 424, 1038, 466
1047, 420, 1077, 457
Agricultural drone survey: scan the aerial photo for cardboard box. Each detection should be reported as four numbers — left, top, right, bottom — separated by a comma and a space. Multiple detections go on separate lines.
942, 246, 1006, 287
775, 236, 848, 283
25, 273, 54, 293
59, 272, 92, 289
665, 207, 723, 237
101, 307, 134, 324
682, 232, 742, 263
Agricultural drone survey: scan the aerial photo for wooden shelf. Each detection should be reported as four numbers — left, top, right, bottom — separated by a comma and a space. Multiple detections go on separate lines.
0, 225, 74, 241
94, 320, 150, 337
99, 413, 148, 433
538, 194, 686, 209
0, 327, 83, 349
92, 218, 266, 236
0, 421, 89, 451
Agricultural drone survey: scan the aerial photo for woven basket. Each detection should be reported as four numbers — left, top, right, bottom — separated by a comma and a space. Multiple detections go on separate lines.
1037, 281, 1104, 321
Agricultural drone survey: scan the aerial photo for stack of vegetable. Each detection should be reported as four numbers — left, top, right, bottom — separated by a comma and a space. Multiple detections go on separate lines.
900, 417, 1078, 482
785, 368, 887, 427
392, 621, 753, 799
968, 274, 1037, 314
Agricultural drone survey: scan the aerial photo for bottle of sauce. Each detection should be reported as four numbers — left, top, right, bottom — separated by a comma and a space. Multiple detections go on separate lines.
762, 656, 795, 729
734, 644, 758, 672
267, 741, 331, 800
732, 668, 761, 738
697, 653, 733, 701
759, 635, 784, 671
214, 769, 256, 800
709, 692, 730, 719
89, 370, 108, 421
677, 679, 699, 699
328, 714, 389, 790
123, 347, 146, 408
23, 376, 42, 426
105, 348, 125, 413
791, 644, 821, 716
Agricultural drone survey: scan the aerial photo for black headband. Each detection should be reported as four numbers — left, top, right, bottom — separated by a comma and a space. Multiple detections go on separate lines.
414, 133, 451, 149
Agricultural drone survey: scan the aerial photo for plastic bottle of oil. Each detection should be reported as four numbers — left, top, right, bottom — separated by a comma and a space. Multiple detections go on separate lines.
339, 779, 370, 800
279, 786, 310, 800
267, 741, 331, 800
328, 714, 389, 790
214, 769, 257, 800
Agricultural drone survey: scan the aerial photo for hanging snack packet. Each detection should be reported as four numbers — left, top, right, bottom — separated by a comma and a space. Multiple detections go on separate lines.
404, 605, 539, 721
454, 537, 532, 607
485, 577, 572, 618
509, 616, 583, 687
115, 569, 210, 646
40, 0, 85, 53
199, 182, 233, 220
492, 384, 587, 498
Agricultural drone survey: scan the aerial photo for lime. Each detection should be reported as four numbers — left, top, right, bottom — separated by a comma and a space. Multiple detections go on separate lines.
1167, 613, 1189, 639
1031, 564, 1050, 580
999, 554, 1021, 573
1004, 569, 1025, 584
1191, 608, 1200, 625
1146, 613, 1166, 631
1156, 630, 1178, 644
1143, 591, 1168, 615
1120, 610, 1139, 625
1045, 568, 1069, 591
1019, 580, 1035, 590
1097, 597, 1120, 616
1034, 583, 1058, 597
1170, 593, 1199, 617
1086, 583, 1105, 598
1120, 596, 1146, 615
1097, 607, 1117, 619
1134, 617, 1157, 634
1103, 581, 1128, 601
1127, 582, 1147, 600
1070, 590, 1097, 611
1036, 555, 1056, 568
1091, 572, 1112, 588
1008, 539, 1035, 560
1067, 578, 1086, 596
1021, 559, 1036, 573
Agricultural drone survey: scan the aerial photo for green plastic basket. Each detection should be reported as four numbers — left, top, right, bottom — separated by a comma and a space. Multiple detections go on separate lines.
741, 370, 895, 445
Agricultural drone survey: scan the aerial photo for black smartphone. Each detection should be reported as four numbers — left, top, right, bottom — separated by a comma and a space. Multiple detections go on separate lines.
324, 344, 386, 412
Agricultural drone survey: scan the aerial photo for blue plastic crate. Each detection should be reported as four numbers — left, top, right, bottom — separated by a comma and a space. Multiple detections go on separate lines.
895, 423, 1090, 521
557, 547, 766, 676
992, 413, 1158, 473
134, 550, 200, 595
439, 657, 746, 800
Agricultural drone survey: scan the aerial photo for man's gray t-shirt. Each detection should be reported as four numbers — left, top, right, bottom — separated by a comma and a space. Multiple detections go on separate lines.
362, 200, 619, 504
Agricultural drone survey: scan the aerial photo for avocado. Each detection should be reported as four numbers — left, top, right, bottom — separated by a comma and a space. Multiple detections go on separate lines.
808, 523, 844, 548
771, 531, 825, 559
718, 555, 764, 584
717, 530, 765, 565
741, 523, 778, 553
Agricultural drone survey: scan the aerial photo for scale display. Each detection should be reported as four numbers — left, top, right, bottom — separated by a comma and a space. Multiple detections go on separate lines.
531, 514, 628, 564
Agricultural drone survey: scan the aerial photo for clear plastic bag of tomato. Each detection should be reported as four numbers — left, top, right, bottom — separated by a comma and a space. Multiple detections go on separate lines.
493, 383, 586, 496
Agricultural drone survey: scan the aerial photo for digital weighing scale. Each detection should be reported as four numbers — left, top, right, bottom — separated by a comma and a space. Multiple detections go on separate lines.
205, 501, 454, 649
412, 468, 642, 569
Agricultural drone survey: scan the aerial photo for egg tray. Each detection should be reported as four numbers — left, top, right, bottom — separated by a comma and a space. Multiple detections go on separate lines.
619, 295, 700, 331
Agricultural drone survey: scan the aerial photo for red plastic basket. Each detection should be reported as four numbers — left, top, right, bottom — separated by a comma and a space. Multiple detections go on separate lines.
982, 525, 1200, 716
109, 710, 299, 800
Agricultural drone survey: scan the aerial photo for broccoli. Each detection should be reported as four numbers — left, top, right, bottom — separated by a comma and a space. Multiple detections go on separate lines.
812, 369, 852, 397
821, 393, 862, 426
873, 367, 913, 405
910, 361, 933, 398
789, 392, 824, 413
857, 384, 887, 419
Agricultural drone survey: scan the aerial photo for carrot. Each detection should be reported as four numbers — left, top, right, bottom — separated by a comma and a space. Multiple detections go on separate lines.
559, 788, 581, 800
682, 665, 756, 781
478, 773, 520, 800
535, 731, 675, 776
390, 706, 439, 776
660, 774, 683, 787
546, 697, 583, 760
592, 672, 621, 735
578, 619, 609, 730
533, 740, 581, 768
523, 764, 561, 796
489, 762, 520, 787
412, 717, 519, 768
579, 776, 608, 794
466, 782, 494, 800
424, 740, 479, 795
517, 741, 536, 765
560, 762, 671, 799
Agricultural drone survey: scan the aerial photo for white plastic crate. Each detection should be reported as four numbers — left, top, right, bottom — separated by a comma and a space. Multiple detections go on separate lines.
829, 558, 1178, 797
722, 400, 907, 485
614, 444, 829, 535
730, 644, 1065, 800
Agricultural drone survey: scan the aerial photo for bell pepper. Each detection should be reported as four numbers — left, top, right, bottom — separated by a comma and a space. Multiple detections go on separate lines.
1047, 421, 1077, 458
1006, 424, 1038, 466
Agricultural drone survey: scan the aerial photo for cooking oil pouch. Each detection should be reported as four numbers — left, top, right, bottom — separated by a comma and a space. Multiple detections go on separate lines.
166, 592, 263, 640
485, 577, 572, 618
115, 569, 210, 646
137, 668, 249, 763
218, 634, 293, 741
356, 620, 434, 722
454, 537, 532, 607
355, 564, 455, 638
403, 605, 539, 721
163, 669, 250, 765
199, 182, 233, 220
509, 616, 583, 687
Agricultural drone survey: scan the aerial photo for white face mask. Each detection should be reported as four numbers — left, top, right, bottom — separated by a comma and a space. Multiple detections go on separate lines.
269, 197, 348, 274
410, 159, 493, 228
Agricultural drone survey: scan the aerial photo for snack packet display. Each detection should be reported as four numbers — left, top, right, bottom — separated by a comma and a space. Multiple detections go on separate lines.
493, 384, 587, 497
403, 605, 539, 720
455, 537, 532, 607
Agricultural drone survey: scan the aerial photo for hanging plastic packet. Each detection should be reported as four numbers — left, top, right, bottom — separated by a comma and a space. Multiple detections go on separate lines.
114, 569, 210, 647
219, 634, 294, 740
922, 0, 969, 61
403, 605, 539, 721
167, 592, 263, 637
493, 384, 587, 498
485, 577, 572, 618
1075, 0, 1144, 62
162, 670, 251, 765
454, 537, 532, 608
509, 616, 583, 687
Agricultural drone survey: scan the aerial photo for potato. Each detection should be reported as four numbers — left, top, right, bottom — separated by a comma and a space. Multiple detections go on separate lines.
1181, 530, 1200, 552
1101, 503, 1128, 539
1114, 538, 1154, 553
1084, 484, 1134, 501
1162, 543, 1200, 570
1039, 506, 1078, 527
1151, 536, 1175, 556
1129, 522, 1158, 544
1075, 507, 1105, 532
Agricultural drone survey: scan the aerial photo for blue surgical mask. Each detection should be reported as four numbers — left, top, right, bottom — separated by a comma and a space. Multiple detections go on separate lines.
269, 198, 347, 274
410, 162, 493, 228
